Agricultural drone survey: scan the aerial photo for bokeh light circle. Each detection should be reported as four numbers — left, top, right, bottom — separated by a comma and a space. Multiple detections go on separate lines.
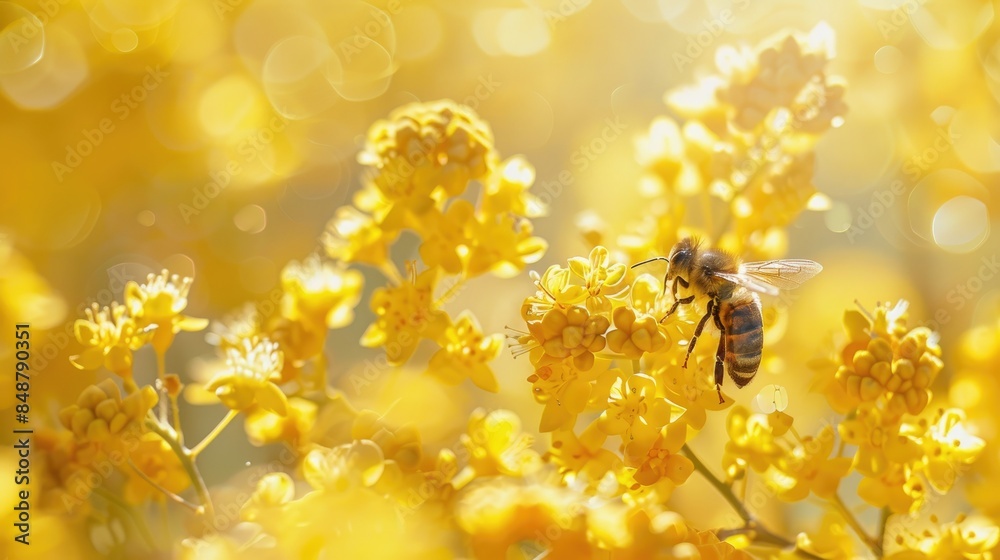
931, 195, 990, 253
0, 26, 87, 109
908, 168, 989, 244
262, 35, 339, 119
497, 9, 550, 56
874, 45, 902, 74
234, 204, 267, 234
0, 2, 45, 74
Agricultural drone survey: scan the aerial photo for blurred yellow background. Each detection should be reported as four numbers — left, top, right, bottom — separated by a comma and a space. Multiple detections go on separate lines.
1, 0, 1000, 558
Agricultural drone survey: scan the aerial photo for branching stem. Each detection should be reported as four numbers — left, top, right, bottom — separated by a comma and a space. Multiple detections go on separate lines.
682, 444, 824, 560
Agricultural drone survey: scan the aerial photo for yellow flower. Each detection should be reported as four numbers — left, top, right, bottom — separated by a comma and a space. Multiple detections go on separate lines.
280, 254, 363, 330
918, 408, 984, 493
716, 25, 845, 132
58, 379, 157, 445
244, 397, 316, 448
549, 424, 621, 483
361, 266, 449, 365
36, 428, 100, 513
723, 405, 784, 476
633, 429, 694, 487
465, 210, 547, 278
302, 440, 386, 491
241, 472, 295, 526
857, 462, 924, 514
521, 247, 627, 320
521, 265, 589, 320
124, 269, 208, 354
634, 117, 720, 198
123, 433, 190, 505
206, 302, 270, 351
768, 426, 851, 502
71, 303, 146, 377
529, 358, 620, 432
838, 406, 920, 477
428, 311, 503, 392
607, 306, 670, 359
323, 205, 399, 267
418, 199, 475, 275
454, 477, 589, 560
566, 246, 628, 314
358, 99, 497, 226
599, 373, 676, 459
482, 156, 546, 218
913, 515, 1000, 558
795, 511, 855, 559
519, 305, 611, 371
648, 353, 731, 430
206, 337, 287, 415
832, 301, 942, 417
461, 409, 541, 477
351, 409, 423, 472
627, 272, 674, 320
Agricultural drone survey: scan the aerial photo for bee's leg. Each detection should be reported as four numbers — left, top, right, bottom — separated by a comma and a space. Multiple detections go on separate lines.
712, 300, 726, 403
682, 298, 715, 368
663, 295, 694, 322
661, 277, 693, 322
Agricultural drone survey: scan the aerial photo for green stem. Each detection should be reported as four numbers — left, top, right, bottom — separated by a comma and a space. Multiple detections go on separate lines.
631, 359, 642, 375
190, 409, 239, 458
144, 414, 214, 520
682, 444, 823, 560
832, 494, 882, 557
127, 458, 200, 512
93, 486, 157, 551
155, 350, 168, 425
169, 392, 184, 446
878, 507, 890, 554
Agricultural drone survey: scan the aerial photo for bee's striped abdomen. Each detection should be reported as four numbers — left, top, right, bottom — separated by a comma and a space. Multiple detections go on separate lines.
722, 298, 763, 387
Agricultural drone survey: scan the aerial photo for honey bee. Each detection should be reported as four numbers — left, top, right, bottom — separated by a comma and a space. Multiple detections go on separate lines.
633, 238, 822, 403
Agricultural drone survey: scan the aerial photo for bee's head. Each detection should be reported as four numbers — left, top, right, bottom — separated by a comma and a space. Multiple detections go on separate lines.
666, 237, 699, 277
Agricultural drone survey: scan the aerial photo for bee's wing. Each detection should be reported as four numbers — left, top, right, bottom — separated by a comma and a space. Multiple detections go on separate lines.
712, 259, 823, 296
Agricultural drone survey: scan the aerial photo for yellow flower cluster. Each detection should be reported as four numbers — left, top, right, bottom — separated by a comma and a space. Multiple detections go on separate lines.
325, 99, 547, 391
622, 23, 842, 262
58, 379, 157, 445
830, 301, 943, 416
807, 301, 985, 518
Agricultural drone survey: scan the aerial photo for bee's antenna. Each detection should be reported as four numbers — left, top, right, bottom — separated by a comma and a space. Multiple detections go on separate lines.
631, 256, 670, 269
